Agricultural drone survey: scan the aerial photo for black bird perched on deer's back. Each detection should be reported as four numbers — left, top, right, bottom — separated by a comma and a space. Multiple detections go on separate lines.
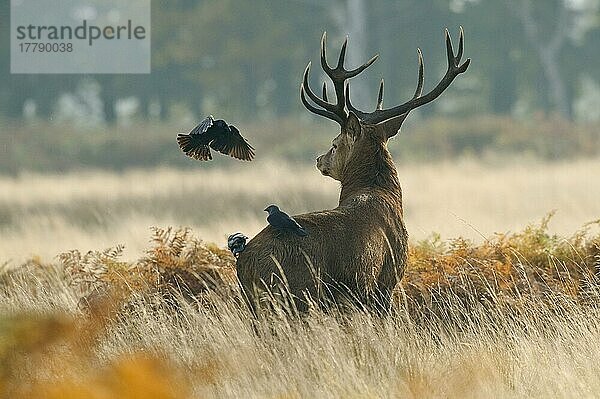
177, 115, 255, 161
264, 205, 308, 237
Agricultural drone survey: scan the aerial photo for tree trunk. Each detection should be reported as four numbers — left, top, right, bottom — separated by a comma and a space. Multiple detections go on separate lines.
505, 0, 572, 118
539, 48, 570, 118
103, 94, 117, 125
345, 0, 369, 107
329, 0, 370, 108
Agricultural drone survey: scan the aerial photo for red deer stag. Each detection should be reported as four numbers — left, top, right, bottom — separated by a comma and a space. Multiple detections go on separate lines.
236, 28, 470, 315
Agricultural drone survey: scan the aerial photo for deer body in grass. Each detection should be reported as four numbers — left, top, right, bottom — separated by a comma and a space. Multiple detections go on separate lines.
236, 29, 470, 315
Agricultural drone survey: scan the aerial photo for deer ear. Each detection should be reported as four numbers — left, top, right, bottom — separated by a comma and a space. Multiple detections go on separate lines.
345, 111, 362, 139
379, 112, 409, 140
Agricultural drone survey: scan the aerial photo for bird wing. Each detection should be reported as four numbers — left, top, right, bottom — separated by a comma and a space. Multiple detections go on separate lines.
188, 115, 214, 136
288, 216, 306, 232
285, 215, 308, 236
209, 125, 255, 161
268, 212, 301, 230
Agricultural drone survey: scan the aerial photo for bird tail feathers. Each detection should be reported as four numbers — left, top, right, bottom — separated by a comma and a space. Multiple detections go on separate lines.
189, 145, 212, 161
177, 134, 212, 161
177, 134, 193, 151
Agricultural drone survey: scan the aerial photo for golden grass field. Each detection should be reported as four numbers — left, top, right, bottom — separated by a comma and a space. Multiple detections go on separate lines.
1, 157, 600, 398
1, 157, 599, 263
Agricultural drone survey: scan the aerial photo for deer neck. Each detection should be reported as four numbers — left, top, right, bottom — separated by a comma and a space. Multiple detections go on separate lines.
339, 140, 402, 204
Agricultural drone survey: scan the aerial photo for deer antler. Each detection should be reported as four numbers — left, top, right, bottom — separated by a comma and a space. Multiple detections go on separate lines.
345, 27, 470, 125
300, 32, 379, 127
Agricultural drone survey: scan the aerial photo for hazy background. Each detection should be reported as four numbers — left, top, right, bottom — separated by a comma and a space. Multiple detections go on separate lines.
1, 0, 599, 262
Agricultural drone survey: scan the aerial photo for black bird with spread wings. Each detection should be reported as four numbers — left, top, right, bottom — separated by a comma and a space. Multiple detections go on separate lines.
177, 115, 255, 161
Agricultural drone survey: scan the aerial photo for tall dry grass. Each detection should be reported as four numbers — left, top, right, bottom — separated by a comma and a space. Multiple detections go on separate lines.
1, 217, 599, 398
1, 156, 600, 397
1, 158, 599, 263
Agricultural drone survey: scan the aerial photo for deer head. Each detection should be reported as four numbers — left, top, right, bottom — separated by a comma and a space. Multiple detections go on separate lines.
302, 29, 471, 182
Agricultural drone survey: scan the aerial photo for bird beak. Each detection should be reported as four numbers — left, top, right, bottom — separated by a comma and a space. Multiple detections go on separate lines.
263, 207, 268, 212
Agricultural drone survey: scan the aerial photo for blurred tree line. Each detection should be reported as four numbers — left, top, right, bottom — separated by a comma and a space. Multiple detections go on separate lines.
1, 0, 599, 125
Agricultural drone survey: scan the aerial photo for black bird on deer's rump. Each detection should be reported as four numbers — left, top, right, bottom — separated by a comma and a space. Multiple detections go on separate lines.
228, 232, 248, 257
265, 205, 308, 237
177, 115, 255, 161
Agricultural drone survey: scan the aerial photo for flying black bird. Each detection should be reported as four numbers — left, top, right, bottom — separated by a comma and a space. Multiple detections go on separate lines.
177, 115, 255, 161
227, 232, 248, 258
264, 205, 308, 237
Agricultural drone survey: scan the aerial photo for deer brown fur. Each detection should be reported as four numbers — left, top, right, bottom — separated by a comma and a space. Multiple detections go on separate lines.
236, 29, 470, 315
